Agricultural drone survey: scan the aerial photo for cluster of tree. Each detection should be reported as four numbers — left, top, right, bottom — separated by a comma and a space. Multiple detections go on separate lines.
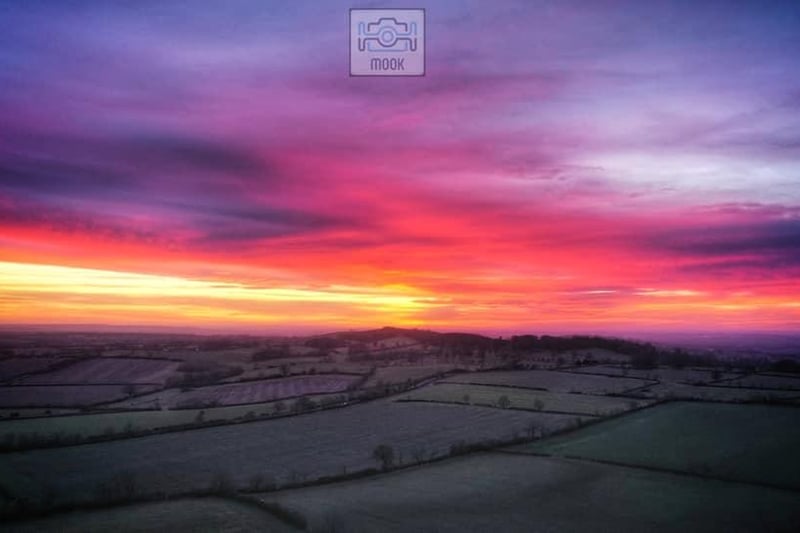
166, 361, 242, 388
251, 346, 291, 361
195, 336, 261, 351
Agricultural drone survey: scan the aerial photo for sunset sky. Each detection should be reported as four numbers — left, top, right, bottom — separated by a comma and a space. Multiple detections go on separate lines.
0, 1, 799, 335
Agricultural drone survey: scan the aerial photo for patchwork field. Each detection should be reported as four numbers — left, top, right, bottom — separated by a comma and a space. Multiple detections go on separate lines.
173, 374, 361, 407
257, 452, 800, 533
0, 357, 67, 382
104, 374, 361, 410
569, 365, 735, 384
4, 497, 299, 533
0, 393, 345, 444
0, 408, 78, 420
0, 385, 158, 408
221, 362, 368, 383
364, 364, 455, 387
516, 402, 800, 490
15, 358, 180, 385
719, 374, 800, 390
0, 400, 579, 506
442, 369, 651, 394
634, 382, 800, 402
401, 383, 648, 415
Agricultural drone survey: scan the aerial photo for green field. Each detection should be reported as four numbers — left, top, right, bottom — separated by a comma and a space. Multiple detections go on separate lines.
402, 382, 648, 415
5, 497, 299, 532
258, 452, 800, 532
516, 402, 800, 489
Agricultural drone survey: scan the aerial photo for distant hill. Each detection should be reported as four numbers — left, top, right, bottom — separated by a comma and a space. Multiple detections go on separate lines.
308, 327, 496, 346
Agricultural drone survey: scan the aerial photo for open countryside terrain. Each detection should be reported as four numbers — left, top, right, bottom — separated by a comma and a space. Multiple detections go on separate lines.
5, 497, 299, 533
256, 451, 800, 533
442, 369, 653, 394
0, 385, 160, 408
0, 400, 578, 506
0, 393, 345, 446
400, 382, 649, 416
515, 402, 800, 490
13, 358, 180, 385
1, 328, 799, 531
108, 374, 363, 410
0, 357, 69, 383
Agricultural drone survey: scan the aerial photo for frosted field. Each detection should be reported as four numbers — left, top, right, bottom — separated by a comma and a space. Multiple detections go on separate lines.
0, 357, 66, 382
442, 370, 651, 395
402, 383, 649, 415
5, 497, 298, 533
518, 402, 800, 490
170, 374, 361, 407
258, 452, 800, 533
0, 400, 580, 506
719, 373, 800, 390
0, 393, 344, 444
634, 382, 800, 402
104, 374, 361, 409
0, 385, 158, 408
16, 358, 180, 385
364, 364, 456, 387
568, 365, 736, 384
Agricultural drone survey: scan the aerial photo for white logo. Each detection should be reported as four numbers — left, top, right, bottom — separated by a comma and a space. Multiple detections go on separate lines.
350, 9, 425, 76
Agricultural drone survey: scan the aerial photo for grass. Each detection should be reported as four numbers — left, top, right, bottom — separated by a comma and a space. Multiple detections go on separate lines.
363, 364, 455, 387
0, 408, 79, 420
721, 374, 800, 390
0, 393, 344, 445
0, 385, 159, 408
400, 382, 647, 415
514, 401, 800, 490
104, 375, 360, 410
0, 399, 576, 507
3, 496, 301, 532
257, 452, 800, 533
568, 365, 736, 384
636, 382, 800, 402
442, 369, 651, 394
15, 358, 180, 386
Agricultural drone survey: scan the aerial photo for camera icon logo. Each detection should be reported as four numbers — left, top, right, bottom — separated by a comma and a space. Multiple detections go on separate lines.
350, 9, 425, 76
358, 18, 418, 53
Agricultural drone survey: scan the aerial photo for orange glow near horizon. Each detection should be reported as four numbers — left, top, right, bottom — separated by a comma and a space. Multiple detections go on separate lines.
1, 2, 799, 336
1, 257, 797, 335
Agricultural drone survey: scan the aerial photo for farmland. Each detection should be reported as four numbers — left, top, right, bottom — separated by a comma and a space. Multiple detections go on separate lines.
0, 357, 68, 382
634, 382, 800, 402
401, 383, 649, 415
104, 374, 362, 409
0, 400, 580, 506
15, 358, 180, 385
1, 328, 799, 531
516, 402, 800, 490
257, 452, 800, 533
4, 497, 299, 533
718, 373, 800, 390
364, 364, 455, 387
0, 393, 344, 445
0, 385, 158, 408
567, 365, 736, 384
442, 369, 652, 394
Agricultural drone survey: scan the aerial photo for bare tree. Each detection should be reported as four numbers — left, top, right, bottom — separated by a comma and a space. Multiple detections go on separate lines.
372, 444, 394, 470
497, 395, 511, 409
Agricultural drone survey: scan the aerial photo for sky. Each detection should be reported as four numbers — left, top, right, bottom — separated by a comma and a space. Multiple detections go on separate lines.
0, 0, 799, 335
